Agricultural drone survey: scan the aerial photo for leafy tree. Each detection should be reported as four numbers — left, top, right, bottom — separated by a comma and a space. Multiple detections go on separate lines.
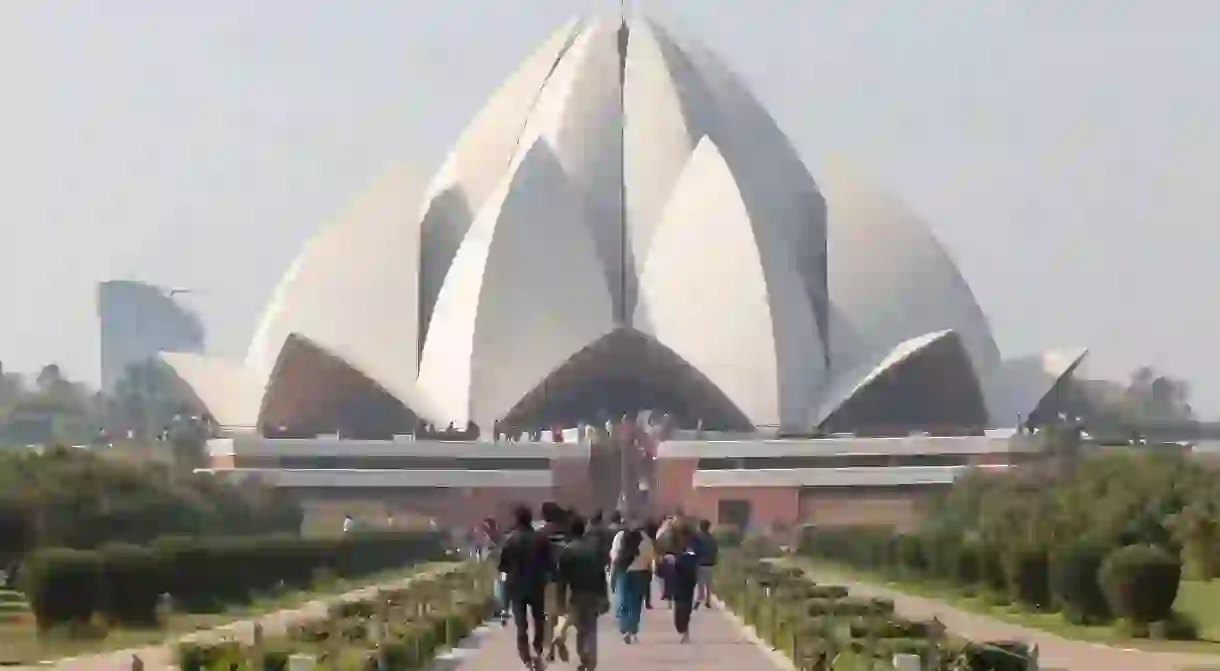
1165, 490, 1220, 580
0, 448, 302, 558
111, 360, 189, 441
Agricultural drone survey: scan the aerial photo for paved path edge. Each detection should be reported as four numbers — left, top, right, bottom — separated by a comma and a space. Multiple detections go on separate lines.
426, 619, 502, 671
710, 597, 797, 671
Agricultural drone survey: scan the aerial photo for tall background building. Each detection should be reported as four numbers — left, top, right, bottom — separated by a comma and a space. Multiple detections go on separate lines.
97, 280, 205, 393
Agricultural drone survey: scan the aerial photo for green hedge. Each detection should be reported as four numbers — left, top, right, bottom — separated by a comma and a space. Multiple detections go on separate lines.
1050, 539, 1111, 622
21, 531, 443, 629
1099, 544, 1181, 625
714, 550, 1037, 670
176, 562, 494, 671
798, 526, 1196, 640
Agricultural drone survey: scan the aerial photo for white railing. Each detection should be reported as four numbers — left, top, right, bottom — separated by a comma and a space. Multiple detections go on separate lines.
658, 435, 1028, 459
692, 464, 1010, 488
196, 467, 554, 489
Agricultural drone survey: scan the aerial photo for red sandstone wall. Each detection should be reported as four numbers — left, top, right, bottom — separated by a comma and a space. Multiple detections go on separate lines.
684, 486, 801, 532
552, 455, 596, 513
298, 486, 561, 533
652, 457, 696, 514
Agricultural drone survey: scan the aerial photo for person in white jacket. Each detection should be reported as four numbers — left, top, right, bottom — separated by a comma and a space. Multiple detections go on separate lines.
609, 521, 656, 643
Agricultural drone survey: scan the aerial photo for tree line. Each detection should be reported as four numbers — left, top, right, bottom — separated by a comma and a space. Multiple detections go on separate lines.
0, 446, 303, 563
1, 359, 191, 447
801, 437, 1220, 638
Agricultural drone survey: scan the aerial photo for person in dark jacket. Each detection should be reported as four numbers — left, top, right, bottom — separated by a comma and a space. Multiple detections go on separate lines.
498, 504, 551, 669
670, 535, 701, 643
586, 510, 613, 570
557, 515, 607, 671
694, 518, 718, 609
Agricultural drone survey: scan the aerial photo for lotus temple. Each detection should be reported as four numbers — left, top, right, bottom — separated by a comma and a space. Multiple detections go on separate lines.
159, 15, 1086, 531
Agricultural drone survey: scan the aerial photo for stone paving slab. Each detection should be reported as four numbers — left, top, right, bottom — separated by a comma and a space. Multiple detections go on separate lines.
446, 586, 784, 671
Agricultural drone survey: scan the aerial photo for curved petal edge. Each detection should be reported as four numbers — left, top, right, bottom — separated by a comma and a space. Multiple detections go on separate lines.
245, 166, 425, 409
984, 348, 1089, 427
814, 329, 989, 433
416, 140, 616, 428
634, 136, 825, 431
156, 352, 264, 429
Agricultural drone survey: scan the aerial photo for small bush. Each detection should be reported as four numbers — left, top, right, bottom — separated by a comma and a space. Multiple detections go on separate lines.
98, 543, 161, 626
21, 548, 102, 629
806, 585, 849, 600
1004, 546, 1050, 610
1050, 539, 1111, 623
954, 541, 982, 586
895, 534, 927, 575
922, 531, 959, 580
1098, 544, 1181, 624
978, 543, 1007, 595
714, 524, 744, 549
963, 640, 1033, 671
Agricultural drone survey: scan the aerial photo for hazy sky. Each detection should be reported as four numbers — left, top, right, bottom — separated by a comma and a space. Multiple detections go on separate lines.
2, 1, 1219, 414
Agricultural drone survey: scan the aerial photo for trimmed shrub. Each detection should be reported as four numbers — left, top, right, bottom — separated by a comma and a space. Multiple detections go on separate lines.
921, 531, 959, 581
978, 542, 1007, 596
895, 534, 927, 575
1004, 546, 1050, 610
1099, 544, 1181, 625
953, 541, 982, 586
1050, 539, 1111, 623
25, 530, 444, 628
21, 548, 102, 629
713, 524, 744, 549
806, 585, 849, 600
99, 543, 161, 626
963, 640, 1033, 671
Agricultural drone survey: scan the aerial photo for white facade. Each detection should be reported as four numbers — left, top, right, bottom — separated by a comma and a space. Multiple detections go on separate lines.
821, 162, 1001, 377
161, 15, 1085, 436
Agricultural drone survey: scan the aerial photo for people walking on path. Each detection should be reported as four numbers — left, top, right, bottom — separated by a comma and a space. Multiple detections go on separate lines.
655, 515, 677, 608
538, 502, 572, 663
669, 534, 701, 643
586, 510, 613, 571
557, 514, 609, 671
478, 517, 509, 625
694, 518, 718, 609
610, 520, 656, 643
605, 510, 624, 597
641, 518, 660, 610
498, 505, 550, 669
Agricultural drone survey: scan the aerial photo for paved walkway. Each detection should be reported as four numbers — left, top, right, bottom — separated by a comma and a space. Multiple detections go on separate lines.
806, 568, 1220, 671
441, 591, 786, 671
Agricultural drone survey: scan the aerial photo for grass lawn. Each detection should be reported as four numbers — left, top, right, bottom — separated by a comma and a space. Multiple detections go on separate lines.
0, 562, 453, 665
781, 556, 1220, 656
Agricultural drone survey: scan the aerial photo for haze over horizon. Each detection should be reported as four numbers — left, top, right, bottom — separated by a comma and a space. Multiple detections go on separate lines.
2, 1, 1218, 415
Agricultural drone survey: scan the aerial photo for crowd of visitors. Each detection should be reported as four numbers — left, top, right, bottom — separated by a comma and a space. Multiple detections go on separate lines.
484, 503, 719, 671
